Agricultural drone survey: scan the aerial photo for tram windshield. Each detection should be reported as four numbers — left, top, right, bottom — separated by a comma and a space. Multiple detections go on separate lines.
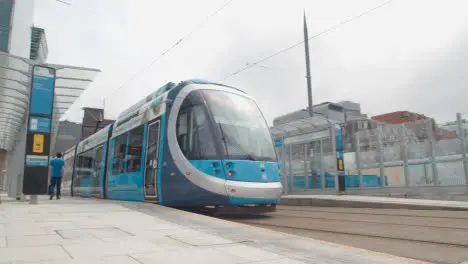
202, 90, 277, 162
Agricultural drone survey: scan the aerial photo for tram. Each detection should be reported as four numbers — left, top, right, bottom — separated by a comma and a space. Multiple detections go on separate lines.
62, 79, 283, 214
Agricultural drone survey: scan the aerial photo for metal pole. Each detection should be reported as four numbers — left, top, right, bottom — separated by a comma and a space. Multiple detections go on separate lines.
427, 118, 439, 185
320, 139, 325, 190
303, 11, 313, 117
330, 126, 339, 192
377, 125, 385, 187
401, 124, 410, 187
29, 195, 38, 204
280, 138, 288, 194
355, 133, 363, 188
456, 113, 468, 184
288, 144, 293, 193
303, 144, 309, 189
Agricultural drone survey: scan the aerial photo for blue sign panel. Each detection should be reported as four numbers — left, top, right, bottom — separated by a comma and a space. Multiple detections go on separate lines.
28, 116, 51, 133
30, 66, 56, 116
274, 139, 283, 148
23, 65, 56, 195
25, 155, 49, 167
335, 125, 343, 151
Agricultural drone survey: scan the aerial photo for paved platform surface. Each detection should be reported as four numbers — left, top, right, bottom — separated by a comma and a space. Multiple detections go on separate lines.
280, 194, 468, 210
0, 197, 428, 263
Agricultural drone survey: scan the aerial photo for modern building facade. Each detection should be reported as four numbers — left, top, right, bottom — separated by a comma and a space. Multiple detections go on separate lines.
0, 0, 37, 181
0, 0, 101, 198
0, 0, 35, 57
442, 119, 468, 137
273, 100, 368, 126
272, 100, 371, 144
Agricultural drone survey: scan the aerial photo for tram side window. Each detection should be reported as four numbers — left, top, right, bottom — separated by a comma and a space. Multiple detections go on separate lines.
112, 134, 127, 175
81, 150, 94, 178
94, 146, 103, 184
127, 125, 144, 173
74, 155, 83, 183
64, 156, 71, 181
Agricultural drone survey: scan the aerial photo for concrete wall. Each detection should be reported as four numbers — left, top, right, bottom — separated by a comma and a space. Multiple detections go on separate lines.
0, 149, 7, 168
0, 149, 7, 190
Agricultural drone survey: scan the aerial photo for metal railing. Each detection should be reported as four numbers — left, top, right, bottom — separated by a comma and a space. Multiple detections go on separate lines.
276, 112, 468, 195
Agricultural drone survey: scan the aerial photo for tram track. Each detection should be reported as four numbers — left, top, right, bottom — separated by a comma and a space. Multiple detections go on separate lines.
277, 206, 468, 220
218, 206, 468, 264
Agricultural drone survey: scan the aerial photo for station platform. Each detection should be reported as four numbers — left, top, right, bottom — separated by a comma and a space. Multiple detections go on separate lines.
0, 196, 428, 264
280, 194, 468, 210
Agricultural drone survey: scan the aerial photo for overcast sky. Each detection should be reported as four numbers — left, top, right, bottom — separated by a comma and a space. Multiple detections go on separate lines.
33, 0, 468, 125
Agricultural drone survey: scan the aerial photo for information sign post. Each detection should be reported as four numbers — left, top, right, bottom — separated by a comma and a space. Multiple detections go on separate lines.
22, 65, 56, 203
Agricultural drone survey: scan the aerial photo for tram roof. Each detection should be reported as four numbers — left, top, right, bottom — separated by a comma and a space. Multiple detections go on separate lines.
115, 79, 244, 121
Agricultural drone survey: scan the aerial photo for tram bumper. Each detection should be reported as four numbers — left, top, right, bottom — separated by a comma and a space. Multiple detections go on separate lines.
224, 180, 283, 199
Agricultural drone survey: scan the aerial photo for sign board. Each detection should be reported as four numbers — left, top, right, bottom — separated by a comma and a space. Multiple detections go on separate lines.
32, 134, 44, 153
25, 155, 49, 166
22, 65, 56, 195
30, 66, 55, 116
335, 125, 346, 191
335, 124, 343, 152
274, 139, 283, 148
29, 116, 51, 133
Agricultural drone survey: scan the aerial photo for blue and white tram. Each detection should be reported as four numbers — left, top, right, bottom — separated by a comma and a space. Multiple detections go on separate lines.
73, 124, 112, 198
66, 79, 283, 214
62, 146, 77, 196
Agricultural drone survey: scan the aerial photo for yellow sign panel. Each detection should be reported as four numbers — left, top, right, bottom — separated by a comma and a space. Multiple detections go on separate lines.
33, 134, 44, 153
338, 159, 344, 171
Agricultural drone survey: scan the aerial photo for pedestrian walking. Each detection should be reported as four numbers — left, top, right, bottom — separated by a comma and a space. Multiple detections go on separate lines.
49, 153, 65, 200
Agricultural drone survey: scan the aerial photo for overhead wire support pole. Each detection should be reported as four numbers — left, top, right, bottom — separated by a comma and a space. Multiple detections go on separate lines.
303, 11, 313, 117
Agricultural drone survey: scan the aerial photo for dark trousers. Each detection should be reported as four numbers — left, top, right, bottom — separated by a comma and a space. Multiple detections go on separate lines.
49, 177, 62, 197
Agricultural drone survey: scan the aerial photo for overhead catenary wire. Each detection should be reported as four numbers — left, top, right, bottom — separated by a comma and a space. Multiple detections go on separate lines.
55, 0, 101, 16
103, 0, 235, 102
220, 0, 393, 81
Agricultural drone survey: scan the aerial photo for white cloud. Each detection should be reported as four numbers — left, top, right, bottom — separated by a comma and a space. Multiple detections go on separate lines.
33, 0, 468, 125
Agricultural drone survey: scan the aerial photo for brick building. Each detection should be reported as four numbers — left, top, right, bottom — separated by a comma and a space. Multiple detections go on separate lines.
371, 111, 428, 124
52, 108, 115, 154
80, 107, 115, 141
371, 111, 456, 140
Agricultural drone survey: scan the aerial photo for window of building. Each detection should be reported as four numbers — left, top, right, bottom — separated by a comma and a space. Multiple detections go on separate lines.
400, 112, 409, 118
126, 125, 144, 173
112, 133, 127, 175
